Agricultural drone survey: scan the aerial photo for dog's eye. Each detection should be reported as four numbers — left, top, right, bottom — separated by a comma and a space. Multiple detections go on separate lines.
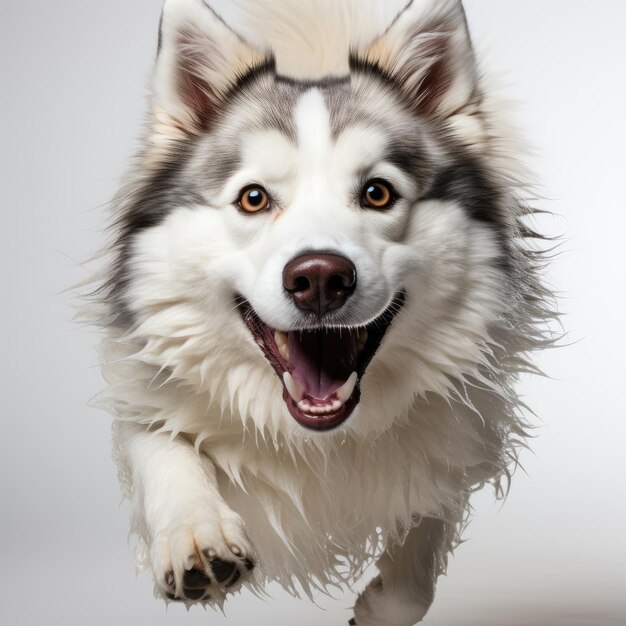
238, 185, 271, 213
360, 179, 397, 210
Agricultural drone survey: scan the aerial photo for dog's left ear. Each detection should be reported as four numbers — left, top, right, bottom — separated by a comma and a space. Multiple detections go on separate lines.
152, 0, 268, 133
359, 0, 477, 118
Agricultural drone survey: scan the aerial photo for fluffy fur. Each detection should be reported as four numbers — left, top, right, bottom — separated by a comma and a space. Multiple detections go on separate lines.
83, 1, 556, 624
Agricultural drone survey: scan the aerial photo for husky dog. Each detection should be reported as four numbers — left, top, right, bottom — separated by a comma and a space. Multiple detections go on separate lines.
88, 0, 553, 623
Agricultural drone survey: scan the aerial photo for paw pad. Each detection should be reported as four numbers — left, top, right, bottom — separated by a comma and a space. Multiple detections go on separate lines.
161, 552, 255, 602
210, 558, 237, 584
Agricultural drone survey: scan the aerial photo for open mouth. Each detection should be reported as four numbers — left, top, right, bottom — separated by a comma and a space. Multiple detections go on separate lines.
239, 294, 404, 431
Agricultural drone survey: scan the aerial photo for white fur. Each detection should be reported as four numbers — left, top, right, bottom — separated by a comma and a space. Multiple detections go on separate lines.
208, 0, 407, 78
84, 1, 555, 624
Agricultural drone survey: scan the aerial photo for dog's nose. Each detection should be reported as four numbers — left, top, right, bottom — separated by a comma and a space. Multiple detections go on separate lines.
283, 254, 357, 315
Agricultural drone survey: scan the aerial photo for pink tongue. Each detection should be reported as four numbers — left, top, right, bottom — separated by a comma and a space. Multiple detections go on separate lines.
288, 328, 358, 400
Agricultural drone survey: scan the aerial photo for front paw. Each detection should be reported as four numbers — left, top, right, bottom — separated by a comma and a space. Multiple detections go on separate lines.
351, 576, 429, 626
150, 503, 256, 604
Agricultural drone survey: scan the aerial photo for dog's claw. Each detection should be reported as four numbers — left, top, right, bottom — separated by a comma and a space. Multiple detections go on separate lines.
226, 569, 242, 588
164, 570, 175, 589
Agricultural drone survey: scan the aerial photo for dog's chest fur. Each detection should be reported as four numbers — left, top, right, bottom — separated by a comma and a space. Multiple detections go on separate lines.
196, 392, 502, 590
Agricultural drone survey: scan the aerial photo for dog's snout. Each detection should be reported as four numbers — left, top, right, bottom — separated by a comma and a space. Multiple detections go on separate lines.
283, 254, 357, 315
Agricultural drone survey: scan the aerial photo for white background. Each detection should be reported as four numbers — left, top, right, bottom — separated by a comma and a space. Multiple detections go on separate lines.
1, 1, 625, 624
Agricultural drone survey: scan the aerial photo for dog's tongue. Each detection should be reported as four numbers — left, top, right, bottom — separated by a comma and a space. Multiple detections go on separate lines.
288, 328, 358, 400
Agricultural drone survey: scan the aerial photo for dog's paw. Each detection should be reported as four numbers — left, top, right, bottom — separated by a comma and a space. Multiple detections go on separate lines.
351, 576, 429, 626
150, 503, 256, 604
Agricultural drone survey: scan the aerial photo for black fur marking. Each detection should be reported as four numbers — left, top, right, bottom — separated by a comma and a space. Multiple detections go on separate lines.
423, 155, 504, 229
203, 150, 242, 193
107, 143, 202, 326
222, 62, 299, 142
275, 74, 351, 89
156, 9, 164, 55
422, 151, 511, 270
324, 69, 416, 147
348, 55, 402, 92
224, 58, 277, 101
120, 154, 201, 235
385, 143, 426, 182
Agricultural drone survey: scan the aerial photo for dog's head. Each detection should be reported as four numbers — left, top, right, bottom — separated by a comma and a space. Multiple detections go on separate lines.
110, 0, 515, 439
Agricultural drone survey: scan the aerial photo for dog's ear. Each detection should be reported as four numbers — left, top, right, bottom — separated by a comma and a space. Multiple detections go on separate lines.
359, 0, 477, 118
152, 0, 268, 132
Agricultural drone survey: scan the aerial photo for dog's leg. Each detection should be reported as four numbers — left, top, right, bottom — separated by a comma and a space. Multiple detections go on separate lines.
116, 421, 255, 603
352, 517, 453, 626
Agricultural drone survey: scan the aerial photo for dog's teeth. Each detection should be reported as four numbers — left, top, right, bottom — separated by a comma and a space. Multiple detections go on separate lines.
295, 398, 343, 417
298, 399, 312, 412
336, 372, 358, 403
357, 329, 368, 352
283, 372, 304, 402
275, 330, 289, 361
301, 401, 342, 416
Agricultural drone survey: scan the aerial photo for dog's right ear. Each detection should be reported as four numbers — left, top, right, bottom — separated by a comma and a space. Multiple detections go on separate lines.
152, 0, 268, 133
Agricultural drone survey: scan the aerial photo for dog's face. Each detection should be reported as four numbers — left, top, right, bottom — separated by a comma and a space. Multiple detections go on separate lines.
114, 0, 510, 438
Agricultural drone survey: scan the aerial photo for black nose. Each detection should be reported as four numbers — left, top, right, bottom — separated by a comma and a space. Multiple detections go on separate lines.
283, 253, 357, 316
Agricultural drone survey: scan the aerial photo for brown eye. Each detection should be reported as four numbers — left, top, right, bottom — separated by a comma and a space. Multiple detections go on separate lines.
238, 185, 271, 213
361, 179, 396, 210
